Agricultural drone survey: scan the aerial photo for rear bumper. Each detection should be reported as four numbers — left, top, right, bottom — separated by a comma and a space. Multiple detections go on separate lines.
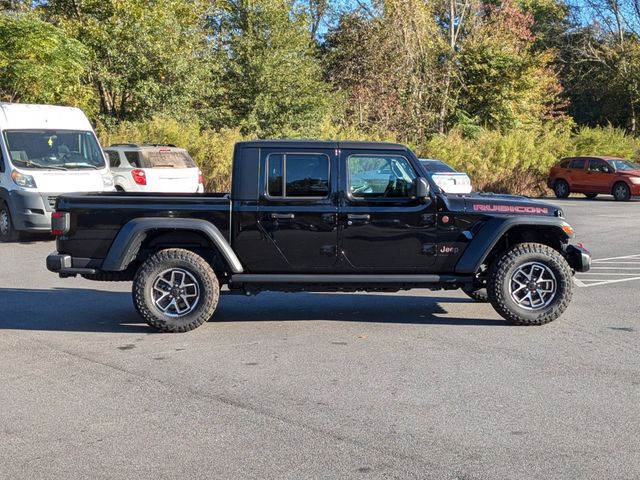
564, 244, 591, 273
46, 253, 100, 276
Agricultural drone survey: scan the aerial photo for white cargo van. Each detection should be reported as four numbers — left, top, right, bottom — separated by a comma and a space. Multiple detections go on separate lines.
0, 103, 114, 241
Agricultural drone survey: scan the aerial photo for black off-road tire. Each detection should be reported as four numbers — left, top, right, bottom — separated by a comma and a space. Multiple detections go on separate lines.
132, 248, 219, 333
553, 180, 570, 199
0, 202, 20, 242
462, 287, 489, 303
487, 243, 573, 326
584, 193, 598, 199
612, 182, 631, 201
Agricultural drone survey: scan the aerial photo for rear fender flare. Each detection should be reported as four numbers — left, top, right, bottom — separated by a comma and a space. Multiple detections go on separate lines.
455, 217, 572, 274
102, 218, 243, 273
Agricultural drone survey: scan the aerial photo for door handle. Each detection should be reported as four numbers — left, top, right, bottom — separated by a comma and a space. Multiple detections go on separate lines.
346, 213, 370, 225
271, 213, 295, 220
347, 214, 370, 220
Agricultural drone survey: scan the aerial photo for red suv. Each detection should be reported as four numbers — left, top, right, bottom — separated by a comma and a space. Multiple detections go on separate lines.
547, 156, 640, 201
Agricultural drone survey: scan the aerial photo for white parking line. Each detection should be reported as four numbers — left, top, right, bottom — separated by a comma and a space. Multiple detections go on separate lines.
574, 253, 640, 287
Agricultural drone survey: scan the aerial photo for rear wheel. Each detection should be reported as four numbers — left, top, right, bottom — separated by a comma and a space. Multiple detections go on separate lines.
487, 243, 573, 325
612, 182, 631, 201
553, 180, 570, 199
0, 203, 20, 242
133, 248, 219, 332
584, 193, 598, 199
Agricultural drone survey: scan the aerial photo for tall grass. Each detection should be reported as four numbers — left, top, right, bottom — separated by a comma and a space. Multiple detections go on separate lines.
98, 118, 640, 196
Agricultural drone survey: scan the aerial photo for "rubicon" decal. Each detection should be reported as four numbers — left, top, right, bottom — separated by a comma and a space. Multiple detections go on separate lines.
472, 204, 549, 214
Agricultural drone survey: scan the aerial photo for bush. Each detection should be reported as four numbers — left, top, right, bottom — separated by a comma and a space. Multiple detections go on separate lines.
420, 125, 640, 196
98, 117, 640, 196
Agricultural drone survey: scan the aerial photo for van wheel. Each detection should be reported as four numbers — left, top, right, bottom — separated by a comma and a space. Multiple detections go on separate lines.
0, 203, 19, 242
612, 182, 631, 201
553, 180, 570, 198
132, 248, 219, 332
488, 243, 573, 325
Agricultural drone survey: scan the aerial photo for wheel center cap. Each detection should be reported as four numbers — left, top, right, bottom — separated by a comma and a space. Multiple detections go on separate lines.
528, 281, 537, 291
170, 287, 180, 297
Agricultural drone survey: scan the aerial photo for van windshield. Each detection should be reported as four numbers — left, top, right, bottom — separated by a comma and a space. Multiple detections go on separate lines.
3, 130, 105, 170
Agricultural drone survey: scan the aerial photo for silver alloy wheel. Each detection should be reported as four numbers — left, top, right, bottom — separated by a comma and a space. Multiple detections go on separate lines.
614, 183, 629, 200
509, 261, 557, 311
151, 268, 200, 317
0, 208, 9, 236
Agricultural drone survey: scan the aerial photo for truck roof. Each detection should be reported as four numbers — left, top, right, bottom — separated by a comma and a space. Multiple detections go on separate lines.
236, 140, 409, 151
0, 103, 93, 131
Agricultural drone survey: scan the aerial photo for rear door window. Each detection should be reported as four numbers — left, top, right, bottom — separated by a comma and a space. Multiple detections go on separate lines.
569, 158, 586, 169
267, 153, 330, 198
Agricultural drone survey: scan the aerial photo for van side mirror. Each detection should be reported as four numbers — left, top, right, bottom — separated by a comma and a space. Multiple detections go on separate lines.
415, 177, 430, 199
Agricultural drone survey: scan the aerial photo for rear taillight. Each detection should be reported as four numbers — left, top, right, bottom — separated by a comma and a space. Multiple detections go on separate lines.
131, 169, 147, 185
198, 170, 203, 185
51, 211, 70, 236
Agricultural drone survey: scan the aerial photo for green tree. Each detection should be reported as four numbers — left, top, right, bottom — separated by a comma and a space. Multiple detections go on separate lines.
211, 0, 333, 137
0, 11, 92, 107
47, 0, 212, 122
458, 0, 565, 130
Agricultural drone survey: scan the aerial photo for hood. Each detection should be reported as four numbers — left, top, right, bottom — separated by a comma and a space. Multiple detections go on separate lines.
462, 192, 560, 217
620, 169, 640, 176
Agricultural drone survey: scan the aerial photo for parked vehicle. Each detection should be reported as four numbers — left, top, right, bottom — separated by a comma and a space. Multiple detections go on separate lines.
0, 103, 114, 242
419, 158, 473, 194
548, 156, 640, 201
47, 140, 590, 332
104, 144, 204, 193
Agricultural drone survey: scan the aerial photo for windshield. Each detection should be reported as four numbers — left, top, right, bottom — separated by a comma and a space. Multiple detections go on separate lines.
3, 129, 106, 170
609, 159, 640, 171
420, 159, 456, 173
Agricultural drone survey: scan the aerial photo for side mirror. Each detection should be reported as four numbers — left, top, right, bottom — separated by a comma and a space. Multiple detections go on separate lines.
415, 177, 430, 199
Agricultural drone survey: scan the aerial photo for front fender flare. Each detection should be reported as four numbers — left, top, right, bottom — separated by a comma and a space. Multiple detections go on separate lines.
101, 218, 243, 273
454, 216, 572, 274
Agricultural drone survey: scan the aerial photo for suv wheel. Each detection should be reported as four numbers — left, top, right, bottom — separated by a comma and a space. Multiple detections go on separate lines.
462, 287, 488, 302
133, 248, 220, 332
612, 182, 631, 201
487, 243, 573, 325
0, 203, 19, 242
553, 180, 570, 198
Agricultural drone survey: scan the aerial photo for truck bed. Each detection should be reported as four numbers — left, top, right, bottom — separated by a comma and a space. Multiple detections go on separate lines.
56, 192, 231, 260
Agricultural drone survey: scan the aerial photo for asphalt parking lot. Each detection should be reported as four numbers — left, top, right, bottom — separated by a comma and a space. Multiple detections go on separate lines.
1, 196, 639, 480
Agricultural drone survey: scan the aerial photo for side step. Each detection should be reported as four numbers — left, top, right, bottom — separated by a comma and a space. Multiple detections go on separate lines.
229, 274, 470, 284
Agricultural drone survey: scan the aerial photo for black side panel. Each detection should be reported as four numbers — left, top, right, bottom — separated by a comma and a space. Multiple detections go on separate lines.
231, 146, 260, 201
102, 217, 243, 273
454, 216, 570, 274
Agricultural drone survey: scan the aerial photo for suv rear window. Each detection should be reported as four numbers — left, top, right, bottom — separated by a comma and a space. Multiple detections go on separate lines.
141, 149, 196, 168
569, 158, 586, 169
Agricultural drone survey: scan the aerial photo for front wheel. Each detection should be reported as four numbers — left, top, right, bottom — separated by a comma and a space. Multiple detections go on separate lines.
0, 203, 20, 242
132, 248, 220, 332
487, 243, 573, 325
612, 182, 631, 201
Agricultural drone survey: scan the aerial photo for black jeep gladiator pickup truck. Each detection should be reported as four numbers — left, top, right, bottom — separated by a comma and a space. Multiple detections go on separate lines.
47, 140, 591, 332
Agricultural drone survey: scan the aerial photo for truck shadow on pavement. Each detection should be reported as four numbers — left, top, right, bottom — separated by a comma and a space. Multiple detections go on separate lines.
0, 287, 507, 333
